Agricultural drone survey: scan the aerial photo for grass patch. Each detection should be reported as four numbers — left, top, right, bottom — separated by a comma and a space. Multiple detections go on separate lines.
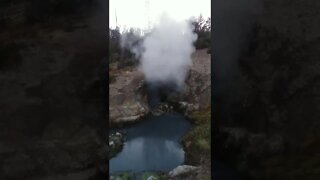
197, 138, 210, 151
116, 171, 133, 180
120, 172, 130, 180
142, 172, 163, 180
182, 108, 211, 179
184, 108, 211, 154
181, 106, 212, 180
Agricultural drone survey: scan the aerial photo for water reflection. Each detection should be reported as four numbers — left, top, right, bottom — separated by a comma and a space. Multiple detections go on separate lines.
110, 113, 191, 174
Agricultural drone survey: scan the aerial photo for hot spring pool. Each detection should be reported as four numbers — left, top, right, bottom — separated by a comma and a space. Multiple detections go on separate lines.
109, 112, 191, 174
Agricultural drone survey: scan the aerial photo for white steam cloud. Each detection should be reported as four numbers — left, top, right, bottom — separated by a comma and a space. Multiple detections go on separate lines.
120, 13, 198, 89
140, 14, 197, 88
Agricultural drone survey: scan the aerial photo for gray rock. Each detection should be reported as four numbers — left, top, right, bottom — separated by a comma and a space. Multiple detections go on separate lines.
169, 165, 200, 177
147, 175, 158, 180
179, 101, 200, 115
109, 71, 149, 124
151, 103, 172, 116
109, 132, 125, 159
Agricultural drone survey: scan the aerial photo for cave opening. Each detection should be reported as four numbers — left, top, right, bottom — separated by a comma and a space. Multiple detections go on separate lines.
144, 80, 179, 108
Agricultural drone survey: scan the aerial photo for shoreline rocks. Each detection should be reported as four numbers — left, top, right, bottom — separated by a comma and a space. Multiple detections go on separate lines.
169, 165, 200, 178
109, 165, 202, 180
109, 132, 125, 159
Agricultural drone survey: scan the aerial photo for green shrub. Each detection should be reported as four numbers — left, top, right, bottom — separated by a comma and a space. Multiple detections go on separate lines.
192, 15, 211, 50
109, 27, 141, 68
184, 108, 211, 154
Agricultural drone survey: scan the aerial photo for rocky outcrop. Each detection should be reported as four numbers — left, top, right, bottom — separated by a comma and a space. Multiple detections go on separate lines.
109, 49, 211, 125
174, 49, 211, 111
109, 70, 149, 125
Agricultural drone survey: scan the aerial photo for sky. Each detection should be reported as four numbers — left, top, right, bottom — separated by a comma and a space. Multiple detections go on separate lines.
109, 0, 211, 31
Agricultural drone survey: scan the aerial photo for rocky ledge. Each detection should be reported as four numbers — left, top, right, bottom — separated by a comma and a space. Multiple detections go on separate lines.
109, 70, 149, 126
109, 49, 211, 126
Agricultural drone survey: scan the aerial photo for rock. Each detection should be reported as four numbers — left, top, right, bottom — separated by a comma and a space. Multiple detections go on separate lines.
116, 114, 144, 122
146, 175, 158, 180
172, 50, 211, 111
169, 165, 200, 177
151, 102, 172, 116
109, 50, 210, 125
108, 132, 125, 159
177, 101, 199, 115
109, 70, 149, 125
179, 102, 188, 108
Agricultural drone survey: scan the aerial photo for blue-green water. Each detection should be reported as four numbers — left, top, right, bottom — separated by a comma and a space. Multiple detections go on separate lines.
110, 113, 191, 174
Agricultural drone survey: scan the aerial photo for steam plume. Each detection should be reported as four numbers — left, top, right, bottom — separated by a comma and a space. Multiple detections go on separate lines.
120, 13, 198, 107
140, 14, 197, 88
